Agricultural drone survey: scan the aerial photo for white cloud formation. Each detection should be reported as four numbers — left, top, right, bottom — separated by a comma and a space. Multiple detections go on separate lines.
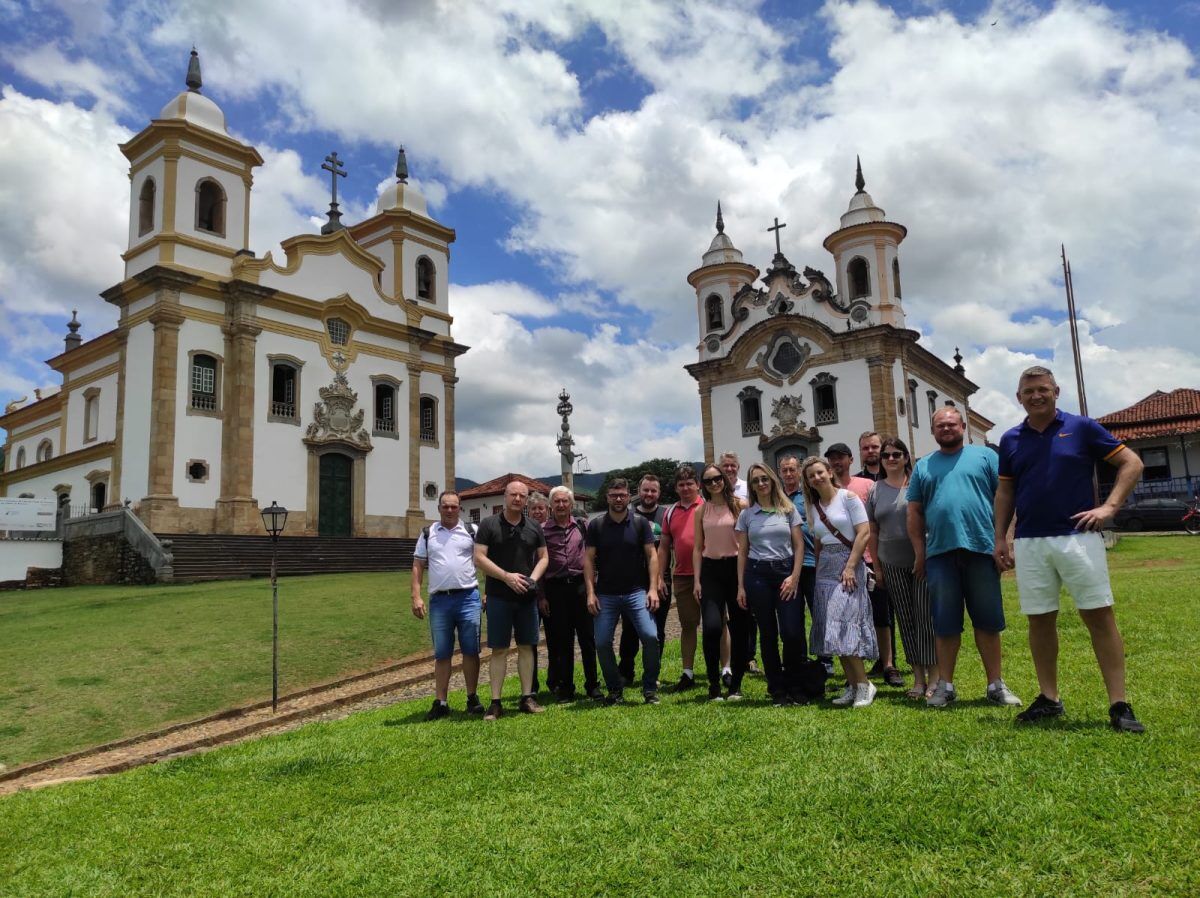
5, 43, 128, 110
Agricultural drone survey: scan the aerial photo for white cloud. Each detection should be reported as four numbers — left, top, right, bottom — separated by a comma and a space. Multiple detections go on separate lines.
5, 43, 128, 110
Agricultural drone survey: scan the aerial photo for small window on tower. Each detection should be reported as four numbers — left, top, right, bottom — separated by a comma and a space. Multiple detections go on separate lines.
705, 294, 724, 332
195, 179, 226, 235
892, 258, 902, 299
810, 372, 839, 425
419, 396, 437, 443
416, 257, 435, 301
138, 178, 156, 236
848, 257, 870, 300
190, 353, 218, 412
737, 386, 762, 437
327, 318, 350, 346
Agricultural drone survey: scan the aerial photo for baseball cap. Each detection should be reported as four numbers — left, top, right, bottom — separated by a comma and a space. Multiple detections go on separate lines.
824, 442, 853, 458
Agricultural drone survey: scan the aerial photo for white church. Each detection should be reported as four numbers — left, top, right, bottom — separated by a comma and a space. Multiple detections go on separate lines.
687, 161, 992, 465
0, 51, 466, 538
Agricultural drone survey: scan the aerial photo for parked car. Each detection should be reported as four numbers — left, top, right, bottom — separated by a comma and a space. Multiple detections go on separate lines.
1113, 497, 1193, 532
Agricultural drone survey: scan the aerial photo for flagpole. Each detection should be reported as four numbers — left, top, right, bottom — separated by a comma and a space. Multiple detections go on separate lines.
1062, 245, 1099, 505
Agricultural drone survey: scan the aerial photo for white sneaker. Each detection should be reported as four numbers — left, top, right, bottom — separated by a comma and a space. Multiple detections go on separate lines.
986, 679, 1023, 707
927, 681, 958, 708
831, 684, 855, 706
852, 681, 877, 708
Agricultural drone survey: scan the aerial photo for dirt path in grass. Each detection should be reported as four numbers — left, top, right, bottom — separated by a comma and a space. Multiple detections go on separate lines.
0, 615, 683, 795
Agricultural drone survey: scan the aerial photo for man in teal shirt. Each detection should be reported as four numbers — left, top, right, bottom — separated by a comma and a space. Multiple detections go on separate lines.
907, 407, 1022, 710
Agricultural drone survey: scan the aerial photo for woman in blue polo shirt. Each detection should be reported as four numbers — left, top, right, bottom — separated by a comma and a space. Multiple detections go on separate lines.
735, 463, 806, 706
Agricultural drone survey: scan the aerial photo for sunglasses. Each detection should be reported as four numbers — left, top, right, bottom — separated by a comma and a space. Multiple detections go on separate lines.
750, 475, 772, 485
881, 451, 906, 460
702, 475, 725, 485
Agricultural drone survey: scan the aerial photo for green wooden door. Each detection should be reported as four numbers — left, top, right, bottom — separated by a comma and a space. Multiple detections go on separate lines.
318, 453, 353, 537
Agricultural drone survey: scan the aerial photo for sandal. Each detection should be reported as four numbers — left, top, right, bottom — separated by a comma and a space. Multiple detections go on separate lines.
905, 685, 926, 700
883, 666, 905, 688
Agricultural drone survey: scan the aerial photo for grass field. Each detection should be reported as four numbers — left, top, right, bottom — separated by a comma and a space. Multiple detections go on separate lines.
0, 536, 1197, 896
0, 571, 425, 767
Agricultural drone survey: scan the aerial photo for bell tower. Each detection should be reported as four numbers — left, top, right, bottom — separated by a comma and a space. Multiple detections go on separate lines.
119, 49, 264, 279
822, 158, 908, 328
687, 202, 759, 362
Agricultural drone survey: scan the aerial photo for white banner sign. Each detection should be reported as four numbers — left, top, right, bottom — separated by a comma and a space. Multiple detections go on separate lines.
0, 497, 58, 532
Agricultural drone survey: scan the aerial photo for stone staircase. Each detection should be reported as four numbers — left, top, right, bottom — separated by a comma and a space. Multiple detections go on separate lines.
161, 534, 418, 582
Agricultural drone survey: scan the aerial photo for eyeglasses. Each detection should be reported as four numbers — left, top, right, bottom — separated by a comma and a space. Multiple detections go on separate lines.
881, 451, 906, 460
750, 476, 772, 485
702, 475, 725, 485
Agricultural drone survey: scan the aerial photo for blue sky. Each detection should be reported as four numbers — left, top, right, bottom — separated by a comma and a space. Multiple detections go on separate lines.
2, 0, 1200, 478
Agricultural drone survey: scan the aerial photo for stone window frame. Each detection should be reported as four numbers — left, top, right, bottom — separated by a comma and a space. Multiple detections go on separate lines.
810, 372, 839, 426
35, 439, 53, 464
847, 256, 871, 300
185, 459, 210, 484
423, 481, 438, 501
908, 378, 920, 428
419, 394, 439, 446
705, 294, 724, 332
370, 374, 401, 440
186, 349, 224, 418
415, 256, 436, 302
138, 176, 156, 236
14, 446, 26, 469
194, 177, 227, 237
737, 385, 763, 437
267, 354, 305, 426
83, 386, 101, 444
326, 317, 351, 346
85, 468, 110, 512
469, 507, 481, 524
927, 389, 938, 423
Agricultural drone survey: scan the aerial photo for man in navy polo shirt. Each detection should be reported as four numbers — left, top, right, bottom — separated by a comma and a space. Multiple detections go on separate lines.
585, 478, 662, 704
994, 366, 1146, 732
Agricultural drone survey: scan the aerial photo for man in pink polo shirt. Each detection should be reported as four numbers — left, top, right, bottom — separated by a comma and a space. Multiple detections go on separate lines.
658, 464, 704, 691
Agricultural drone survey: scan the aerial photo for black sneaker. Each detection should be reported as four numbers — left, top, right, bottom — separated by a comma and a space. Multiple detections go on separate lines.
644, 692, 660, 705
789, 693, 810, 706
1015, 693, 1064, 724
555, 689, 576, 704
671, 672, 697, 693
708, 684, 725, 702
586, 685, 605, 701
867, 660, 885, 678
483, 700, 503, 721
883, 667, 905, 688
721, 670, 734, 690
771, 693, 793, 707
1109, 701, 1146, 733
604, 691, 625, 706
425, 700, 450, 721
465, 693, 485, 715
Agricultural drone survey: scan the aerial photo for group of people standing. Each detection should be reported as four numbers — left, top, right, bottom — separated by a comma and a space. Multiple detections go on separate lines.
411, 366, 1146, 731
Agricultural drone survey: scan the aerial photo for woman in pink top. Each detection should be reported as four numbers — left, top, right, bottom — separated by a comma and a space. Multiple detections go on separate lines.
693, 464, 749, 700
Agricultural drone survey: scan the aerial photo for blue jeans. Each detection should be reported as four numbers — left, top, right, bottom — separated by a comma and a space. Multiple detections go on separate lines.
428, 587, 482, 659
595, 591, 661, 694
744, 558, 807, 698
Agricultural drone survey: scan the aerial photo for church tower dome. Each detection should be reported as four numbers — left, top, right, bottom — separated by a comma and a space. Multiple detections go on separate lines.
687, 202, 759, 361
822, 157, 908, 328
157, 49, 229, 136
374, 146, 429, 217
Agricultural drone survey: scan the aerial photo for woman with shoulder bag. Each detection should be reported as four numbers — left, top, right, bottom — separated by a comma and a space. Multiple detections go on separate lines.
801, 456, 878, 707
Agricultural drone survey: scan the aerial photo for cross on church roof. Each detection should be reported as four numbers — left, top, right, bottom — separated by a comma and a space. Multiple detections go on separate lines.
320, 151, 348, 234
767, 217, 786, 255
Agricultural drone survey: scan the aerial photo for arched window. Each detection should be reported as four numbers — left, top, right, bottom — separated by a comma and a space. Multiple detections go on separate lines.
138, 177, 156, 236
737, 386, 762, 437
848, 257, 870, 300
416, 257, 435, 301
908, 379, 920, 428
705, 294, 724, 332
810, 372, 838, 425
83, 387, 101, 442
374, 381, 397, 435
190, 353, 218, 412
419, 396, 437, 443
195, 178, 226, 235
268, 359, 301, 422
14, 447, 25, 469
892, 258, 902, 299
36, 440, 53, 463
91, 481, 107, 513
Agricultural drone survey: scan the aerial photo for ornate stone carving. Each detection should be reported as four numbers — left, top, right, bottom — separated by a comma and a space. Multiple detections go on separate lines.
770, 395, 808, 436
767, 291, 794, 316
305, 372, 372, 449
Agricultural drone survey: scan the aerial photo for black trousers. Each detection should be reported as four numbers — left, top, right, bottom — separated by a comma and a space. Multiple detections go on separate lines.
618, 579, 671, 682
700, 556, 749, 690
543, 576, 599, 694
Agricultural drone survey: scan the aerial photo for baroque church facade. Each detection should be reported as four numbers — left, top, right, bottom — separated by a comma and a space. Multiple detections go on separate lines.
687, 162, 992, 466
0, 52, 466, 538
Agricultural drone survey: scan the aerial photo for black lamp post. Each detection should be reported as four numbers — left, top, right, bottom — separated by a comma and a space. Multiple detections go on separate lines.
261, 501, 288, 712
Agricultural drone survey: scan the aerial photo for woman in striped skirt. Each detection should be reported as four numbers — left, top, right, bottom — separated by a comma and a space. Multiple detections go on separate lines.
865, 437, 940, 699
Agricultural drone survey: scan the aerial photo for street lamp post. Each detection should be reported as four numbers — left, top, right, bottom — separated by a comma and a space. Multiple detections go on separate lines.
261, 501, 288, 712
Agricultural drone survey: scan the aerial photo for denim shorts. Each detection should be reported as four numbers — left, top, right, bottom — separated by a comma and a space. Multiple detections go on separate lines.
925, 549, 1005, 636
428, 587, 482, 659
486, 595, 541, 648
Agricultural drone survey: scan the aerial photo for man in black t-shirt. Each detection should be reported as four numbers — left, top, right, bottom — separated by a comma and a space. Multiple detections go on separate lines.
474, 479, 548, 720
584, 479, 662, 704
618, 473, 670, 686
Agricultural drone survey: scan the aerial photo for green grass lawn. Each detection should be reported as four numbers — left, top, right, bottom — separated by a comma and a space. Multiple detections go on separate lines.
0, 536, 1197, 896
0, 572, 425, 767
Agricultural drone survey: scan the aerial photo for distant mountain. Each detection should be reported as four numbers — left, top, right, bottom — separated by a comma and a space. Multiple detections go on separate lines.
454, 477, 478, 492
533, 472, 608, 495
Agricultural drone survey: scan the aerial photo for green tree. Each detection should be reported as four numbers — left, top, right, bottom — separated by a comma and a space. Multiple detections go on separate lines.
591, 458, 684, 512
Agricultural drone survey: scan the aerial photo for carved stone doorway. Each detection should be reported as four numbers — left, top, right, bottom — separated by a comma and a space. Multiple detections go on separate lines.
318, 452, 353, 537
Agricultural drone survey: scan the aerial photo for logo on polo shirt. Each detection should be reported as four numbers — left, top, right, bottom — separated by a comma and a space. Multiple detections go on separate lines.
1057, 432, 1072, 437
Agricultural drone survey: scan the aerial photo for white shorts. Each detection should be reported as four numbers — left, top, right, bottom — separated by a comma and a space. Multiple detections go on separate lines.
1014, 533, 1114, 615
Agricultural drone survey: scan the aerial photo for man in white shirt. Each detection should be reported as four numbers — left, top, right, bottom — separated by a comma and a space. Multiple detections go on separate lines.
720, 451, 749, 501
412, 491, 483, 720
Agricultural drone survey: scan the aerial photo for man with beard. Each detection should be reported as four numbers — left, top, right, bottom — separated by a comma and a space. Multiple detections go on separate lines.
619, 474, 670, 687
857, 431, 884, 482
907, 407, 1022, 710
658, 465, 705, 691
